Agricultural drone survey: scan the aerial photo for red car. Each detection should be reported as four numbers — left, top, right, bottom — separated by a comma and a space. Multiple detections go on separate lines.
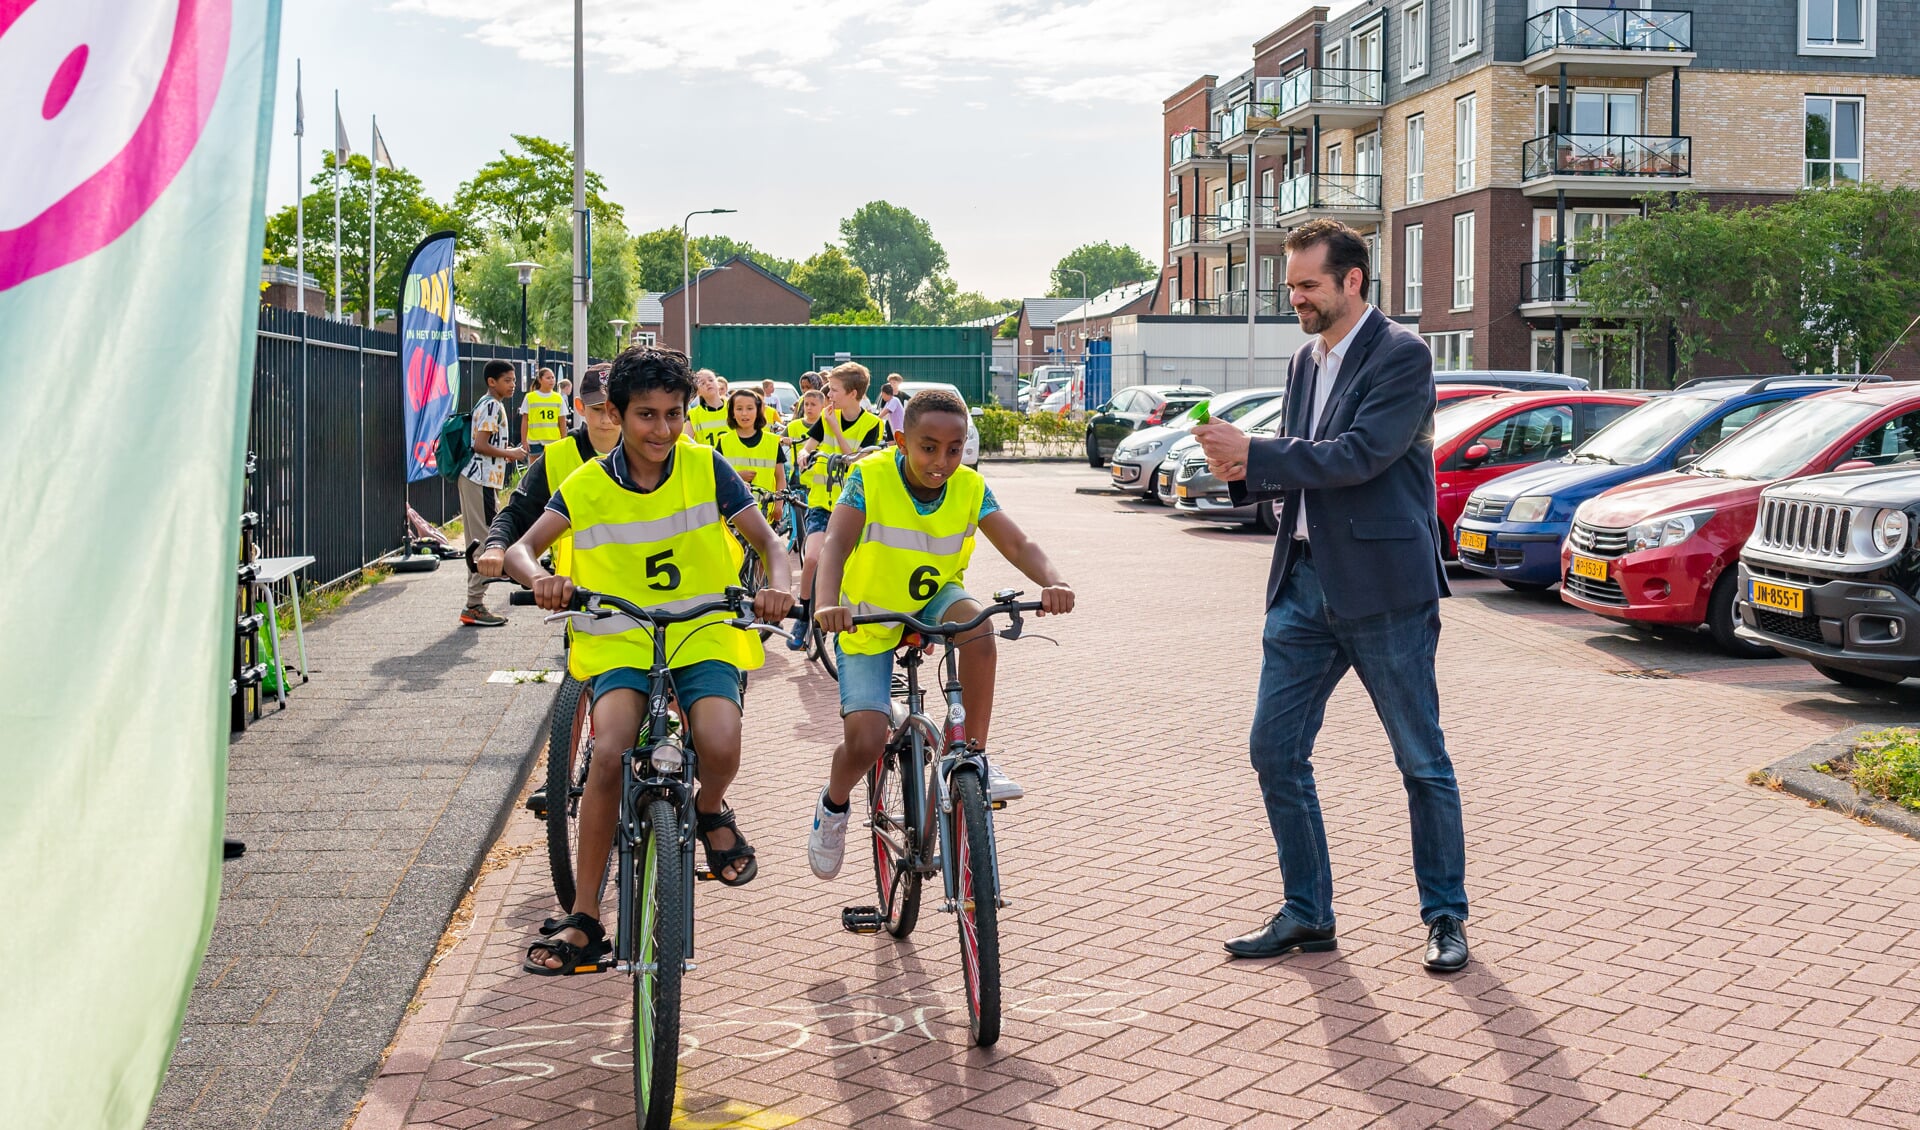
1560, 381, 1915, 656
1432, 390, 1647, 556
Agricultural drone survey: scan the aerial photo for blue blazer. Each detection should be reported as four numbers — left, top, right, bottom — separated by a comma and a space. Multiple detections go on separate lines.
1228, 309, 1450, 618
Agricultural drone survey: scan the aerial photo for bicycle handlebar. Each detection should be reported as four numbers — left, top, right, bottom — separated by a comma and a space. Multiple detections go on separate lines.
547, 585, 750, 628
847, 598, 1046, 640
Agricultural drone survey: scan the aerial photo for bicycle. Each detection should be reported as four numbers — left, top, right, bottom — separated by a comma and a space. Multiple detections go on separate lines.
542, 584, 782, 1130
838, 590, 1046, 1047
797, 451, 863, 682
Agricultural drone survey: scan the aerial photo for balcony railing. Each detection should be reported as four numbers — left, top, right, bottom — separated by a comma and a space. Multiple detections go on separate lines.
1218, 195, 1285, 234
1170, 214, 1226, 247
1278, 171, 1383, 214
1521, 258, 1595, 304
1525, 7, 1692, 57
1521, 133, 1691, 181
1170, 298, 1224, 316
1220, 289, 1288, 317
1170, 130, 1220, 167
1274, 67, 1384, 116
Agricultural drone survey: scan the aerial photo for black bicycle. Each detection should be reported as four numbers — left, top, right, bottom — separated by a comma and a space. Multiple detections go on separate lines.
798, 451, 866, 682
839, 591, 1045, 1046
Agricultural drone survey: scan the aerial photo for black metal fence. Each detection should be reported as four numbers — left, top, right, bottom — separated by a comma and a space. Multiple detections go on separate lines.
248, 307, 581, 587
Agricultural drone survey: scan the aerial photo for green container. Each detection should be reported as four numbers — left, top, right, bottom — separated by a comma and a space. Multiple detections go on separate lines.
691, 324, 995, 403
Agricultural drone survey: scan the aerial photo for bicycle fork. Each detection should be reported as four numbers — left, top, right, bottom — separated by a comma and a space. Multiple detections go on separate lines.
933, 688, 1008, 914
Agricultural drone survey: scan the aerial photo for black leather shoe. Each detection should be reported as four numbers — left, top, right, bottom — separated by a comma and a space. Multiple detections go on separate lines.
1424, 915, 1469, 972
1224, 913, 1337, 959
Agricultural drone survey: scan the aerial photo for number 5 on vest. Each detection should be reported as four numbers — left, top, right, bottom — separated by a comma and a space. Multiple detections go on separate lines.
646, 550, 681, 591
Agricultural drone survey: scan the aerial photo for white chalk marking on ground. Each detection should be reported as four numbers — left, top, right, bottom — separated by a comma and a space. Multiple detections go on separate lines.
488, 669, 560, 684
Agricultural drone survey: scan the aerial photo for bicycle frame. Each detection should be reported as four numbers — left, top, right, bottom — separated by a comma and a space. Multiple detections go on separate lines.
614, 635, 699, 969
891, 641, 1005, 913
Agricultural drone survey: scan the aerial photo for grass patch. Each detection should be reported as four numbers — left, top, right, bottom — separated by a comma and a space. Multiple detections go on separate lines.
1814, 727, 1920, 812
272, 564, 391, 634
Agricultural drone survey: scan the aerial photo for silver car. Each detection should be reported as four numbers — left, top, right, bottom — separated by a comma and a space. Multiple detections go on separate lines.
1109, 387, 1284, 501
1168, 397, 1290, 531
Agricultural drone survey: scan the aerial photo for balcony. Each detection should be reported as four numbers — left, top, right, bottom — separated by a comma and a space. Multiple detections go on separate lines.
1218, 91, 1292, 152
1518, 258, 1595, 316
1217, 195, 1286, 237
1520, 133, 1691, 196
1275, 171, 1384, 223
1524, 7, 1694, 76
1170, 130, 1228, 172
1169, 213, 1229, 252
1269, 67, 1385, 131
1219, 289, 1288, 317
1170, 298, 1224, 316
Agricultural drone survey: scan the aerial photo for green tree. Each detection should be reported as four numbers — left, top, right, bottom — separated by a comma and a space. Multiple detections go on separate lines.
1764, 184, 1920, 372
812, 307, 885, 326
523, 210, 638, 358
791, 246, 878, 319
451, 135, 622, 246
1048, 242, 1156, 298
632, 227, 707, 295
456, 233, 545, 344
839, 201, 949, 321
263, 151, 458, 323
691, 234, 796, 281
941, 291, 1019, 325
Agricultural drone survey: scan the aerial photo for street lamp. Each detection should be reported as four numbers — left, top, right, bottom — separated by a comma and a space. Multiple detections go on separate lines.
609, 318, 630, 354
1246, 129, 1281, 385
681, 208, 737, 356
1062, 267, 1089, 406
508, 260, 541, 349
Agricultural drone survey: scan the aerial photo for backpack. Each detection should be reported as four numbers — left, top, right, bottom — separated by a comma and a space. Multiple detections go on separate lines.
435, 409, 474, 482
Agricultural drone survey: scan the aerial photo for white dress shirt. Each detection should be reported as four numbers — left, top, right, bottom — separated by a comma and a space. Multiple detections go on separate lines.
1295, 306, 1377, 541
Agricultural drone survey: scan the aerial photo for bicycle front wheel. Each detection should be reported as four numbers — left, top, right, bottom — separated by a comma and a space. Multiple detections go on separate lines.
810, 628, 838, 681
630, 797, 685, 1130
951, 768, 1001, 1046
546, 675, 593, 912
867, 738, 922, 938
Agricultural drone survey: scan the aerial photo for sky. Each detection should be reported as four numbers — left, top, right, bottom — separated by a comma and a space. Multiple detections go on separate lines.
264, 0, 1336, 301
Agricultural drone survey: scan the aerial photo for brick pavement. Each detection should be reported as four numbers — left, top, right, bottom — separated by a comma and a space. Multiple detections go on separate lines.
148, 562, 563, 1130
351, 464, 1920, 1129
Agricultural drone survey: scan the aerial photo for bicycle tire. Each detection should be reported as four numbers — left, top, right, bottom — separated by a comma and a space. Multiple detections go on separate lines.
546, 675, 593, 912
951, 767, 1001, 1047
631, 796, 685, 1130
867, 736, 922, 938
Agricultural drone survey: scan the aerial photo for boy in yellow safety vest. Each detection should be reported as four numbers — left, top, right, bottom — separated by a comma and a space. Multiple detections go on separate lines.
519, 367, 567, 458
805, 387, 1074, 880
790, 362, 892, 651
476, 364, 621, 578
687, 369, 731, 443
505, 346, 794, 974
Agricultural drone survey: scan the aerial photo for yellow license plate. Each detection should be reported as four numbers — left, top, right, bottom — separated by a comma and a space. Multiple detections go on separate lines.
1175, 484, 1190, 498
1570, 554, 1609, 581
1750, 580, 1805, 615
1458, 530, 1488, 553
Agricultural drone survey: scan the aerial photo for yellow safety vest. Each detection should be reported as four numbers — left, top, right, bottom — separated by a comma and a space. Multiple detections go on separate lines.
763, 404, 781, 430
803, 409, 887, 510
524, 390, 566, 443
542, 433, 595, 578
563, 450, 765, 679
712, 428, 780, 485
688, 400, 731, 441
839, 451, 984, 655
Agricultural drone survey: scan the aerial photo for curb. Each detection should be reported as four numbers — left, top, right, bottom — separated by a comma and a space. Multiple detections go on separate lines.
980, 455, 1085, 464
1759, 724, 1920, 843
261, 677, 558, 1130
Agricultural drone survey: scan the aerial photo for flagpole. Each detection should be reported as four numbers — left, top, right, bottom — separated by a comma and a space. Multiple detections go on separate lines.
572, 0, 589, 370
367, 114, 378, 328
332, 91, 343, 321
294, 60, 305, 316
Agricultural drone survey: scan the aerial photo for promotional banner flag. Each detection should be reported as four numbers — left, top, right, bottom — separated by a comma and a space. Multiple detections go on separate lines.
401, 230, 459, 481
0, 2, 282, 1127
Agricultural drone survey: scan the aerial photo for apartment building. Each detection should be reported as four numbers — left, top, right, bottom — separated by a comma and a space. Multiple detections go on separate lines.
1160, 1, 1920, 383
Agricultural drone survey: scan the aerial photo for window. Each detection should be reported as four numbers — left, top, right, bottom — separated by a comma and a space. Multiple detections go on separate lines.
1406, 114, 1426, 202
1462, 405, 1576, 469
1365, 232, 1381, 303
1806, 96, 1864, 185
1261, 168, 1275, 198
1352, 20, 1384, 101
1404, 2, 1428, 79
1404, 225, 1424, 313
1325, 143, 1344, 178
1680, 402, 1789, 460
1356, 133, 1380, 182
1451, 0, 1481, 59
1530, 330, 1640, 386
1453, 212, 1475, 309
1802, 0, 1874, 55
1455, 95, 1477, 190
1260, 256, 1276, 289
637, 332, 656, 347
1425, 330, 1475, 371
1324, 41, 1344, 72
1844, 409, 1920, 466
1535, 88, 1641, 136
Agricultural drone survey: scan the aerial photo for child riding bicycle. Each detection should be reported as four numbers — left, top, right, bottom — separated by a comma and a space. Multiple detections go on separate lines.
505, 346, 794, 974
791, 363, 892, 651
806, 386, 1073, 879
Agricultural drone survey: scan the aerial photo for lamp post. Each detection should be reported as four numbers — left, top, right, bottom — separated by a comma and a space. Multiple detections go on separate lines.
1247, 129, 1281, 385
609, 318, 629, 354
509, 260, 541, 349
681, 208, 737, 356
1062, 267, 1089, 407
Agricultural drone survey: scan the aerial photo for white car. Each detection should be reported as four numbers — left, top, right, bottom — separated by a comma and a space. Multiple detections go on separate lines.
894, 380, 982, 467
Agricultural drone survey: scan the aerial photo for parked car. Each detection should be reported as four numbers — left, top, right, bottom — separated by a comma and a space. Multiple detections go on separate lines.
1084, 384, 1214, 467
1454, 376, 1860, 591
1164, 384, 1511, 528
765, 380, 800, 419
893, 380, 982, 467
1109, 387, 1283, 500
1737, 466, 1920, 687
1560, 379, 1914, 657
1430, 390, 1647, 557
1437, 370, 1589, 392
1025, 365, 1079, 411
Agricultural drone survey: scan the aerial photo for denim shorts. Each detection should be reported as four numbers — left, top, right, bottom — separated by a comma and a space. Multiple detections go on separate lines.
804, 506, 833, 535
836, 583, 972, 717
590, 659, 742, 712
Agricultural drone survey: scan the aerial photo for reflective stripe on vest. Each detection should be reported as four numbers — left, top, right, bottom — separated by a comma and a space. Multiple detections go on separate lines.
562, 452, 764, 679
838, 451, 984, 656
713, 430, 780, 475
688, 401, 731, 438
524, 390, 567, 442
805, 410, 886, 511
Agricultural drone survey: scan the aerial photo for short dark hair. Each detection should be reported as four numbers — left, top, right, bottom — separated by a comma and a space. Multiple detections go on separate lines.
902, 387, 968, 431
607, 346, 695, 412
483, 359, 516, 383
1283, 218, 1372, 296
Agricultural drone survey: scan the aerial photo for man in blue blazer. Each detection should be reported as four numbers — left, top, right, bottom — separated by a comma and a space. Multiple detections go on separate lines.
1193, 219, 1469, 972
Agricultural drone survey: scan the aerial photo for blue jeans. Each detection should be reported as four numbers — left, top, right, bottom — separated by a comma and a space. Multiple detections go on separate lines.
1251, 556, 1467, 930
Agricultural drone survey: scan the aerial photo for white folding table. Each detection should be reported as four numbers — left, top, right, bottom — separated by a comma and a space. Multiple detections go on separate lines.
251, 555, 315, 709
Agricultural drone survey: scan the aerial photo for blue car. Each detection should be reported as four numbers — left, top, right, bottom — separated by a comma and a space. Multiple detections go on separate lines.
1454, 375, 1878, 591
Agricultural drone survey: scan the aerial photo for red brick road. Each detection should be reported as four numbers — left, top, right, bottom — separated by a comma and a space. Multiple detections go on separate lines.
352, 464, 1920, 1129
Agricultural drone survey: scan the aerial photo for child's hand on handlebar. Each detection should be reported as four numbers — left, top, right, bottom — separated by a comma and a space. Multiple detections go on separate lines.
813, 604, 854, 634
754, 587, 795, 624
1039, 583, 1075, 616
533, 574, 575, 612
474, 546, 507, 578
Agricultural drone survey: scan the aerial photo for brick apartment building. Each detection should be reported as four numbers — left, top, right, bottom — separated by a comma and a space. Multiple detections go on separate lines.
1160, 1, 1920, 384
657, 255, 811, 354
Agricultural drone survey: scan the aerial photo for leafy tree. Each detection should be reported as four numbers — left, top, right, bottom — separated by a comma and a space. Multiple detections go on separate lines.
264, 151, 458, 323
791, 246, 878, 319
632, 227, 707, 295
1048, 241, 1156, 298
942, 291, 1019, 325
1765, 184, 1920, 372
691, 234, 796, 281
839, 201, 949, 321
813, 307, 885, 326
452, 135, 622, 246
523, 210, 638, 358
456, 233, 545, 345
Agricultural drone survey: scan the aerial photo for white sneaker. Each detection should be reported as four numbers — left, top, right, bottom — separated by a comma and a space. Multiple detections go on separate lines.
808, 790, 849, 880
985, 762, 1024, 803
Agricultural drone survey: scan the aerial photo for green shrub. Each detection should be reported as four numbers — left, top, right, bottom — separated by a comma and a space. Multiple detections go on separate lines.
1847, 728, 1920, 811
976, 406, 1021, 453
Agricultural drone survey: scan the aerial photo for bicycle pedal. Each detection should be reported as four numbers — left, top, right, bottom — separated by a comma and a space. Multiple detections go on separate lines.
526, 787, 549, 819
841, 906, 886, 934
695, 869, 718, 882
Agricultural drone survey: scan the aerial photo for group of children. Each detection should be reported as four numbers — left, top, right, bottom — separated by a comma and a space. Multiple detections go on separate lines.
481, 346, 1073, 975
